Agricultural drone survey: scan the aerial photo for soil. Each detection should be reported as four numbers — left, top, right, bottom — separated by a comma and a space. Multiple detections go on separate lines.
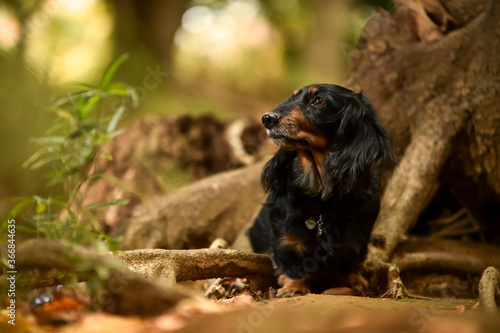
174, 294, 491, 333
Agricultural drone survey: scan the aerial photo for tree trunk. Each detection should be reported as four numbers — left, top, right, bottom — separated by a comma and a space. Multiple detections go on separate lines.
344, 0, 500, 263
112, 0, 189, 84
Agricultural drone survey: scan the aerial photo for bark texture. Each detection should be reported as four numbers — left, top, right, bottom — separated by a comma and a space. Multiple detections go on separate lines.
477, 267, 500, 313
115, 248, 274, 284
344, 0, 500, 263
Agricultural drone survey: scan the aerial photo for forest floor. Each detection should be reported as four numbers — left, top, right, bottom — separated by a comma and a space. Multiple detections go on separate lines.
173, 295, 483, 333
3, 292, 496, 333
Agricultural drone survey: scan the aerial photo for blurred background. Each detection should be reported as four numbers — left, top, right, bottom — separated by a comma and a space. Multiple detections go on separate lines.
0, 0, 390, 210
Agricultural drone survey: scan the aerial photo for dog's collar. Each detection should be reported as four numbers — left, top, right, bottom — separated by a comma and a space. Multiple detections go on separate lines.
305, 214, 323, 236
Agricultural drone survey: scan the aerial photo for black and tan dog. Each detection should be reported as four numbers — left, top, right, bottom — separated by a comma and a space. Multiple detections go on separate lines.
247, 84, 395, 297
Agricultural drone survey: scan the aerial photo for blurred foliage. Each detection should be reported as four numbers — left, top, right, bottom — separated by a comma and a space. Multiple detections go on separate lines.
0, 0, 383, 210
1, 55, 137, 248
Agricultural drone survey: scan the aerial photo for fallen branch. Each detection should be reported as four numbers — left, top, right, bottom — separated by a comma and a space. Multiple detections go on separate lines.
477, 267, 500, 313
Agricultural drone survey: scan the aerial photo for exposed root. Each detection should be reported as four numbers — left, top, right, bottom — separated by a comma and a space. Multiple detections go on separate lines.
0, 239, 191, 316
115, 248, 275, 284
365, 261, 435, 300
392, 238, 500, 275
0, 238, 275, 316
378, 264, 410, 299
394, 252, 498, 275
476, 266, 500, 313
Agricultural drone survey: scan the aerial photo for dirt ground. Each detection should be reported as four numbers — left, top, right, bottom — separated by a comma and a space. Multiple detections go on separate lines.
174, 295, 488, 333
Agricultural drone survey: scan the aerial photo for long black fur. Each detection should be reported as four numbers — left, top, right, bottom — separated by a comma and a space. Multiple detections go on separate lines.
247, 84, 395, 294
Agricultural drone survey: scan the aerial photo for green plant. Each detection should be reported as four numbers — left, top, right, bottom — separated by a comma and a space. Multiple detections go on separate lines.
1, 54, 138, 250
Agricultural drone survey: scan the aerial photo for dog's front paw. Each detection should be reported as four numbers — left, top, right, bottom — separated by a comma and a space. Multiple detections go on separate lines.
277, 274, 311, 297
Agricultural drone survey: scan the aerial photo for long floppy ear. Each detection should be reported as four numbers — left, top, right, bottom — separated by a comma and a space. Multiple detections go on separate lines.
323, 92, 395, 197
261, 149, 295, 193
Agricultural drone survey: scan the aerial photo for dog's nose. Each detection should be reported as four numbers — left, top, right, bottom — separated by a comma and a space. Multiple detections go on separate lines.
262, 113, 281, 129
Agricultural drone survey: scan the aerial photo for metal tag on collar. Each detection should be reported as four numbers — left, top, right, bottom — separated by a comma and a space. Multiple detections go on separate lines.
305, 217, 317, 230
304, 214, 323, 236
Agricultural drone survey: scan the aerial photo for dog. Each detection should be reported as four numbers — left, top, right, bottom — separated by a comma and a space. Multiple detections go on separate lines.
247, 84, 395, 297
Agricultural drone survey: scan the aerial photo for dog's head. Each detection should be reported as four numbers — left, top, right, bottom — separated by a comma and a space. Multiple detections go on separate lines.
262, 84, 395, 197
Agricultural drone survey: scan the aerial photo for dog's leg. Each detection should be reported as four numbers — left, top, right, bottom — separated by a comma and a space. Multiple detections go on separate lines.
276, 274, 311, 297
321, 269, 368, 296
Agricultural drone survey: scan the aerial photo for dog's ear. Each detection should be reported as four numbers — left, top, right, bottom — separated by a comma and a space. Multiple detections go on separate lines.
323, 92, 395, 196
262, 149, 295, 193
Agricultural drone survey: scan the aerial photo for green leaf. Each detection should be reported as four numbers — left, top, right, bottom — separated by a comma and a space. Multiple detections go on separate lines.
23, 148, 48, 168
6, 197, 36, 220
45, 167, 79, 186
66, 82, 98, 91
35, 202, 47, 214
31, 136, 66, 145
52, 108, 75, 121
103, 151, 114, 161
88, 172, 145, 202
78, 93, 101, 120
28, 154, 61, 170
99, 54, 129, 89
84, 199, 129, 211
107, 104, 125, 132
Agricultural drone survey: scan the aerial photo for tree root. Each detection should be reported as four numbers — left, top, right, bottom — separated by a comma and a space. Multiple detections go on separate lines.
0, 238, 275, 316
366, 261, 408, 299
114, 248, 275, 288
392, 237, 500, 275
1, 239, 192, 316
365, 261, 436, 300
394, 252, 500, 275
476, 267, 500, 313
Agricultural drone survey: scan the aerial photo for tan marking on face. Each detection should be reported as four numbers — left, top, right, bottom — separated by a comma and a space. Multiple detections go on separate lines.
280, 234, 306, 253
292, 88, 301, 96
278, 108, 330, 172
307, 85, 319, 94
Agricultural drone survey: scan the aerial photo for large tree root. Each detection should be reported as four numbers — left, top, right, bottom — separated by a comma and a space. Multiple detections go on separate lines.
0, 238, 274, 316
391, 237, 500, 275
394, 252, 500, 275
476, 267, 500, 313
115, 248, 275, 289
1, 239, 191, 316
355, 0, 500, 271
119, 159, 267, 250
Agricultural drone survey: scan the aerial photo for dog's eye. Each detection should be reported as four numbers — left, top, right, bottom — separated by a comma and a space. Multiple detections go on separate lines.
312, 97, 326, 107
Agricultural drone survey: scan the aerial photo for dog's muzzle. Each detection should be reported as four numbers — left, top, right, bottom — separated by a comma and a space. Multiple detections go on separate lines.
262, 113, 281, 129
